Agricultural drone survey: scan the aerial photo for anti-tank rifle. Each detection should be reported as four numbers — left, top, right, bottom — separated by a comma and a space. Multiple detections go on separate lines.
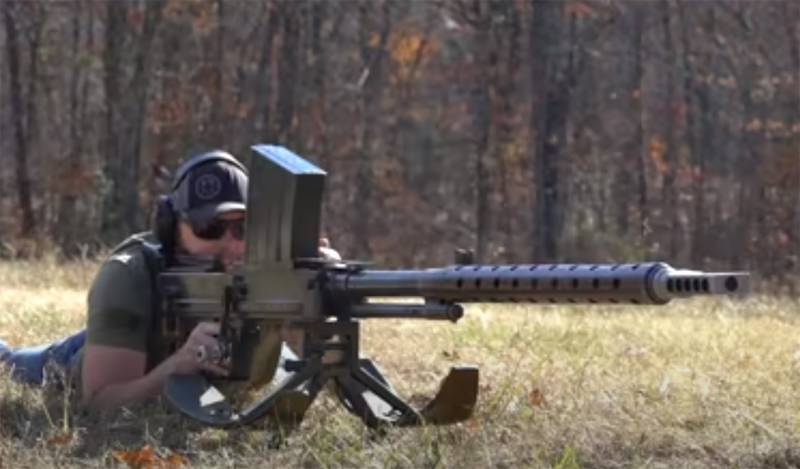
160, 145, 750, 429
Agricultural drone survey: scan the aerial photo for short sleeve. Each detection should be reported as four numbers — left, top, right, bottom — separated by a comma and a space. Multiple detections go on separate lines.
86, 249, 153, 353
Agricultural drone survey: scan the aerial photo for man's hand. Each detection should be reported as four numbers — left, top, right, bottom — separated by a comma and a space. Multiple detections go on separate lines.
319, 237, 342, 261
167, 322, 229, 376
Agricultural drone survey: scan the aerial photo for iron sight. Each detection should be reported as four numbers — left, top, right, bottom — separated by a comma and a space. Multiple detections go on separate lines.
159, 145, 749, 429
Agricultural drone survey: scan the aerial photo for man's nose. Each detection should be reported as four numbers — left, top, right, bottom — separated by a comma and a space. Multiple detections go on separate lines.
220, 232, 245, 255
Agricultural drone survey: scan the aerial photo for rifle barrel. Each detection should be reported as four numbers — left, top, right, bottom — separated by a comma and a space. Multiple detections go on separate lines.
329, 262, 749, 305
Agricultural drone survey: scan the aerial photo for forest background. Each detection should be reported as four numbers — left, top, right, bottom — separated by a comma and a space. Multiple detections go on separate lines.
1, 0, 798, 290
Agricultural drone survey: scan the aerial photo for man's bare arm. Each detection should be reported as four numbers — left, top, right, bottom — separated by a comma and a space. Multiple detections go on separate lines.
82, 322, 228, 410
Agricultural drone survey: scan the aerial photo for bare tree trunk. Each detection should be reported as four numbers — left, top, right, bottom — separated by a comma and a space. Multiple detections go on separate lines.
677, 1, 711, 268
276, 1, 300, 143
309, 0, 333, 238
471, 0, 492, 262
530, 0, 573, 261
309, 0, 329, 160
630, 3, 649, 253
56, 0, 87, 255
209, 0, 225, 144
102, 0, 164, 244
733, 66, 761, 272
3, 2, 36, 236
464, 0, 522, 263
613, 4, 645, 245
102, 1, 124, 241
352, 0, 391, 259
494, 0, 522, 261
660, 0, 680, 260
251, 1, 278, 142
784, 1, 800, 292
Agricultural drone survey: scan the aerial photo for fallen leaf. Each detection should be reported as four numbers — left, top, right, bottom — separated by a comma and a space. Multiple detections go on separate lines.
112, 445, 188, 469
164, 453, 190, 467
464, 417, 481, 432
529, 388, 546, 407
47, 432, 73, 445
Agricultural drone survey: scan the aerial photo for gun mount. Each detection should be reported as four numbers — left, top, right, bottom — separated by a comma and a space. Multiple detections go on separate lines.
160, 145, 750, 429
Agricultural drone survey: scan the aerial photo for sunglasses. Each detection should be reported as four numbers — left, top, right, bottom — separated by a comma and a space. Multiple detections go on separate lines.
191, 217, 245, 241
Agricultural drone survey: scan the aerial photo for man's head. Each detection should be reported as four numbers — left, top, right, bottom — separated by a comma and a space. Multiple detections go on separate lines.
164, 150, 248, 270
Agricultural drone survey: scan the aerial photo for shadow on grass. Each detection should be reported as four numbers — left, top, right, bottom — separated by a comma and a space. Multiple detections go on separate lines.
0, 377, 311, 463
0, 381, 216, 457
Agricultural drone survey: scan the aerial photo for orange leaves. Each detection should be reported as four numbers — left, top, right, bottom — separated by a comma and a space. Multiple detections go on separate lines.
372, 29, 440, 83
152, 95, 191, 134
368, 32, 382, 49
111, 445, 188, 469
564, 1, 597, 18
369, 29, 438, 68
389, 33, 429, 67
648, 137, 670, 175
164, 0, 216, 35
648, 136, 707, 183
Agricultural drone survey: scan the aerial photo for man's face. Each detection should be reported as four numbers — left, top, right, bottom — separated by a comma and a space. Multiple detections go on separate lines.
177, 210, 246, 271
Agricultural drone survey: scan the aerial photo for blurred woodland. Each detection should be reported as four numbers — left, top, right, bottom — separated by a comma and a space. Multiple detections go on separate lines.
0, 0, 798, 287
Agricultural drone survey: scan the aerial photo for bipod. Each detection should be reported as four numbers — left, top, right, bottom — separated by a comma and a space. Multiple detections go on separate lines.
165, 320, 479, 428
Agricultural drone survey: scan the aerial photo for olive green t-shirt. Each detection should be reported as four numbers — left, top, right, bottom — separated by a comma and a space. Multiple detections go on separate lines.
86, 233, 158, 356
70, 233, 165, 396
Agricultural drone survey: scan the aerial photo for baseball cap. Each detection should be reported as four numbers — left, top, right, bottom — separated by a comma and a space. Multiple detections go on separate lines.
171, 157, 248, 228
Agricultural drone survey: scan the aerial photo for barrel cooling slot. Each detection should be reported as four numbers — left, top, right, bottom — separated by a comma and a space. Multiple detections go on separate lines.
450, 264, 630, 304
666, 277, 711, 293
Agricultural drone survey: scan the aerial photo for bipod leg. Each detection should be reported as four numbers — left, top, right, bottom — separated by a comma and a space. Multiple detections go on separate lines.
335, 360, 421, 427
266, 372, 329, 446
165, 358, 322, 428
333, 362, 480, 428
323, 320, 479, 428
237, 358, 323, 426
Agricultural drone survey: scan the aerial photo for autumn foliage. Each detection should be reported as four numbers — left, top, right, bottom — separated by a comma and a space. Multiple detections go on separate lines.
0, 0, 797, 288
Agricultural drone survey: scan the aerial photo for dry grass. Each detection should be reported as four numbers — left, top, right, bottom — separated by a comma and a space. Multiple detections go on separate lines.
1, 259, 799, 468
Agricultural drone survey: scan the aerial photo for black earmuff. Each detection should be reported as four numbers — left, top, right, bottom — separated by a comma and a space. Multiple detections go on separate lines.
153, 150, 247, 262
154, 195, 177, 257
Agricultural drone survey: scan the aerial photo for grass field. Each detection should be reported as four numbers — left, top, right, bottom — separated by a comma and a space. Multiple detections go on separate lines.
1, 258, 799, 468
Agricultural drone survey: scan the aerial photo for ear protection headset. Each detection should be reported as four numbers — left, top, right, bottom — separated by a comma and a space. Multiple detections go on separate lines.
154, 150, 247, 260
